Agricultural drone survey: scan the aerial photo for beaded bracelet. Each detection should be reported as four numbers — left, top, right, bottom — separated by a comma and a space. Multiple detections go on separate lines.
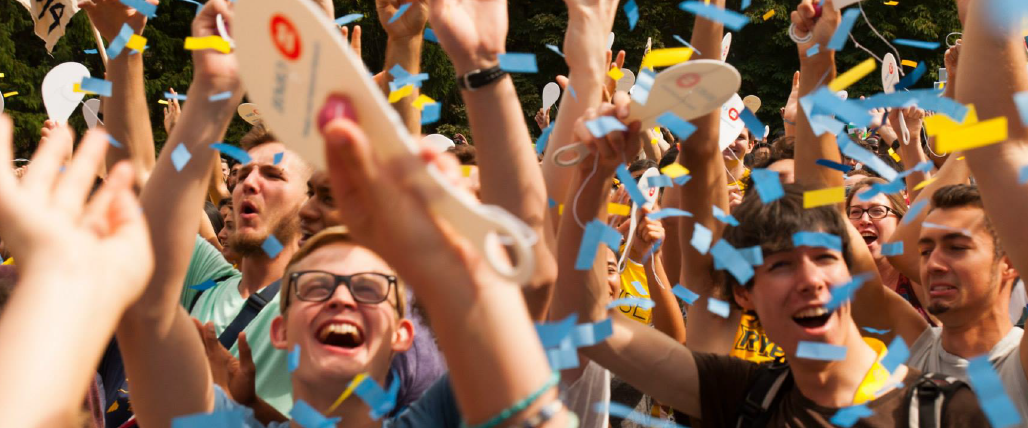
463, 371, 561, 428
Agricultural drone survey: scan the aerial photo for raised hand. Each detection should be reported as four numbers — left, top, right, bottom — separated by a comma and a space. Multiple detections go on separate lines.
163, 88, 181, 134
781, 71, 800, 130
191, 0, 239, 87
195, 320, 257, 405
790, 0, 841, 56
78, 0, 155, 40
571, 92, 642, 173
889, 106, 925, 144
944, 39, 961, 87
602, 50, 627, 103
426, 0, 508, 74
339, 25, 363, 58
628, 207, 666, 261
378, 0, 428, 40
535, 108, 550, 131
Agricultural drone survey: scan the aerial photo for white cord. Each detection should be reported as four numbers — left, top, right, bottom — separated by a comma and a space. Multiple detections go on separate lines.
80, 100, 105, 127
571, 154, 600, 229
858, 2, 905, 77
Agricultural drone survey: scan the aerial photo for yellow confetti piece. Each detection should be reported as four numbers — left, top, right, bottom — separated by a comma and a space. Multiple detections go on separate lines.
828, 58, 876, 92
660, 163, 690, 178
126, 34, 147, 52
901, 59, 918, 68
106, 401, 119, 413
884, 1, 898, 5
388, 84, 414, 103
2, 91, 18, 98
641, 48, 693, 70
913, 178, 936, 191
608, 66, 624, 81
803, 186, 846, 208
888, 147, 901, 162
763, 9, 775, 20
72, 83, 83, 93
935, 117, 1008, 152
558, 204, 565, 215
0, 73, 5, 78
412, 94, 435, 110
924, 105, 977, 136
461, 165, 472, 177
184, 36, 231, 54
608, 203, 631, 216
158, 99, 169, 105
956, 156, 965, 160
327, 373, 366, 413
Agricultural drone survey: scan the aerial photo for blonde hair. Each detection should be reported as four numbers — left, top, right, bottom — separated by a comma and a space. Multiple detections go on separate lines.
279, 226, 406, 318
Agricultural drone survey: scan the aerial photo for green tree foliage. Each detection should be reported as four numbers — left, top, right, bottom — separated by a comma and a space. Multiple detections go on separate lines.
0, 0, 960, 159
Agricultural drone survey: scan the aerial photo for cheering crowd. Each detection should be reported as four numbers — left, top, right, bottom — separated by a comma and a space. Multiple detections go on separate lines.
1, 0, 1028, 427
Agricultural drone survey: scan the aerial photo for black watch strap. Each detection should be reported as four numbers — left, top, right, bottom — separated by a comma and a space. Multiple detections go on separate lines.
457, 65, 508, 91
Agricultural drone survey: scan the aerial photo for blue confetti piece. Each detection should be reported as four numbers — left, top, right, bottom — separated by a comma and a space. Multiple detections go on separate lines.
986, 1, 1028, 35
535, 125, 553, 156
880, 241, 904, 256
922, 221, 972, 236
901, 199, 927, 224
388, 64, 411, 80
690, 223, 712, 255
535, 314, 578, 348
751, 169, 784, 203
892, 39, 940, 50
672, 284, 699, 304
171, 409, 245, 428
497, 53, 538, 73
712, 205, 739, 226
575, 220, 622, 270
615, 164, 648, 207
839, 138, 898, 181
830, 404, 873, 428
80, 77, 113, 97
806, 44, 820, 57
796, 341, 847, 361
862, 326, 891, 335
595, 402, 689, 428
825, 273, 873, 310
291, 400, 341, 428
856, 180, 904, 202
741, 0, 751, 10
1013, 92, 1028, 126
421, 103, 441, 125
641, 237, 662, 263
608, 297, 655, 310
273, 152, 284, 165
208, 91, 232, 102
895, 62, 927, 91
738, 245, 763, 266
678, 1, 750, 31
879, 336, 909, 373
827, 8, 861, 51
288, 344, 300, 372
656, 111, 697, 140
672, 35, 702, 55
816, 159, 853, 173
571, 318, 613, 347
808, 87, 873, 127
545, 44, 565, 58
171, 143, 192, 171
189, 279, 217, 291
354, 373, 400, 419
968, 356, 1024, 428
858, 89, 968, 123
390, 72, 430, 92
548, 198, 558, 208
120, 0, 156, 17
423, 28, 438, 43
569, 85, 578, 99
673, 175, 692, 185
628, 280, 649, 297
1019, 165, 1028, 185
210, 143, 252, 165
710, 239, 755, 284
106, 134, 124, 149
387, 3, 412, 25
793, 231, 842, 252
648, 208, 693, 220
624, 0, 639, 30
647, 174, 673, 188
334, 13, 363, 26
262, 235, 284, 258
631, 69, 654, 105
707, 298, 730, 318
105, 23, 135, 60
164, 92, 188, 101
84, 49, 98, 54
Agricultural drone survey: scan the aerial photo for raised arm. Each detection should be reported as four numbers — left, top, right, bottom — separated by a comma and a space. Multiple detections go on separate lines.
375, 0, 428, 134
427, 0, 557, 318
80, 0, 157, 186
0, 119, 152, 428
116, 2, 242, 426
634, 215, 687, 344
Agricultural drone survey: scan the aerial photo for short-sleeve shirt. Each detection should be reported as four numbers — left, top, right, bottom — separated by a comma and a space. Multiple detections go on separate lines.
908, 326, 1028, 424
729, 312, 784, 363
692, 352, 989, 427
616, 259, 652, 324
210, 373, 460, 427
389, 292, 447, 413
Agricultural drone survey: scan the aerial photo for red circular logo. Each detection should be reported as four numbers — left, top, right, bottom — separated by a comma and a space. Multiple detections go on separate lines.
270, 15, 301, 60
889, 64, 894, 74
676, 73, 700, 89
728, 108, 739, 121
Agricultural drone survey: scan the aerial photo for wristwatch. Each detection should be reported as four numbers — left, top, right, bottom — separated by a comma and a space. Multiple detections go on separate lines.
457, 65, 508, 91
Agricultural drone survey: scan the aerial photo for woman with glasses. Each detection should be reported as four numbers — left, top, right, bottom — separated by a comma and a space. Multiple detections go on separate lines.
845, 178, 936, 325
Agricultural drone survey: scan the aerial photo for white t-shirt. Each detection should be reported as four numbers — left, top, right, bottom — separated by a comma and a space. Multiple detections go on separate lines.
563, 361, 610, 428
908, 326, 1028, 425
1010, 280, 1027, 326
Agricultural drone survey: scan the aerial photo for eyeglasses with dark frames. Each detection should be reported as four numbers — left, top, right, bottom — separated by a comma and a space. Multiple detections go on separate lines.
287, 270, 398, 311
848, 205, 898, 220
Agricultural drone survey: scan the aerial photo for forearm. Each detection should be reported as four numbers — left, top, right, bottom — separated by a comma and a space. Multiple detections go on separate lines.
897, 134, 930, 200
199, 210, 223, 251
0, 274, 124, 427
647, 254, 686, 344
380, 36, 424, 134
660, 189, 682, 290
207, 156, 230, 205
795, 53, 840, 189
105, 52, 156, 185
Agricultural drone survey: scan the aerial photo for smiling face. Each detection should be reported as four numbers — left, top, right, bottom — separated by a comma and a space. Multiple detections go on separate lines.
848, 193, 900, 260
230, 143, 311, 257
272, 242, 413, 386
606, 248, 621, 302
299, 171, 344, 248
723, 127, 753, 163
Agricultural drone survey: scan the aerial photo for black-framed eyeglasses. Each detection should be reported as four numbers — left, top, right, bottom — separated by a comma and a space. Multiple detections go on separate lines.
288, 270, 397, 309
848, 205, 897, 220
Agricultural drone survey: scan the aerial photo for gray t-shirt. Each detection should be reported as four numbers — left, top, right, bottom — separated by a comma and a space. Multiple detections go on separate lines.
908, 326, 1028, 425
211, 373, 460, 427
562, 361, 609, 428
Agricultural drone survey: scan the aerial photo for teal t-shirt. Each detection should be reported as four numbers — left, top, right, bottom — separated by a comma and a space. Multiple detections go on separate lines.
181, 236, 294, 415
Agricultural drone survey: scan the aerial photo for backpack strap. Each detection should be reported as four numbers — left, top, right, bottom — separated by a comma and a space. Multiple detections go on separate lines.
187, 273, 238, 313
736, 359, 793, 428
907, 372, 966, 428
217, 279, 282, 349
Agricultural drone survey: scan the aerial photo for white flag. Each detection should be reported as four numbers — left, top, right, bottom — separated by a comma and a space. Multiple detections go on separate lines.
14, 0, 80, 53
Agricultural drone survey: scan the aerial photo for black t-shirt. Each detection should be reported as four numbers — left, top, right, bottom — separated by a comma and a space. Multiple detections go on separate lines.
691, 352, 989, 427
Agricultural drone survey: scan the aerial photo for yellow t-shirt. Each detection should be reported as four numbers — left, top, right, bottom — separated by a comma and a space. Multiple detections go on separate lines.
729, 311, 785, 363
616, 259, 652, 325
728, 167, 751, 193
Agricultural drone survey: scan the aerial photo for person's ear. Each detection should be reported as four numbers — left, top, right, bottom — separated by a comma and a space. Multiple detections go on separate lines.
270, 315, 289, 350
732, 284, 756, 311
392, 318, 414, 353
998, 255, 1019, 284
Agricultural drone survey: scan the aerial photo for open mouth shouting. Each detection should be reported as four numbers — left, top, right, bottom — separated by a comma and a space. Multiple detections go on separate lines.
316, 320, 366, 352
792, 305, 837, 336
860, 229, 878, 246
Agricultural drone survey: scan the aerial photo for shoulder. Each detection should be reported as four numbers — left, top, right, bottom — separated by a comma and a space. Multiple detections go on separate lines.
909, 326, 942, 355
390, 373, 460, 428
